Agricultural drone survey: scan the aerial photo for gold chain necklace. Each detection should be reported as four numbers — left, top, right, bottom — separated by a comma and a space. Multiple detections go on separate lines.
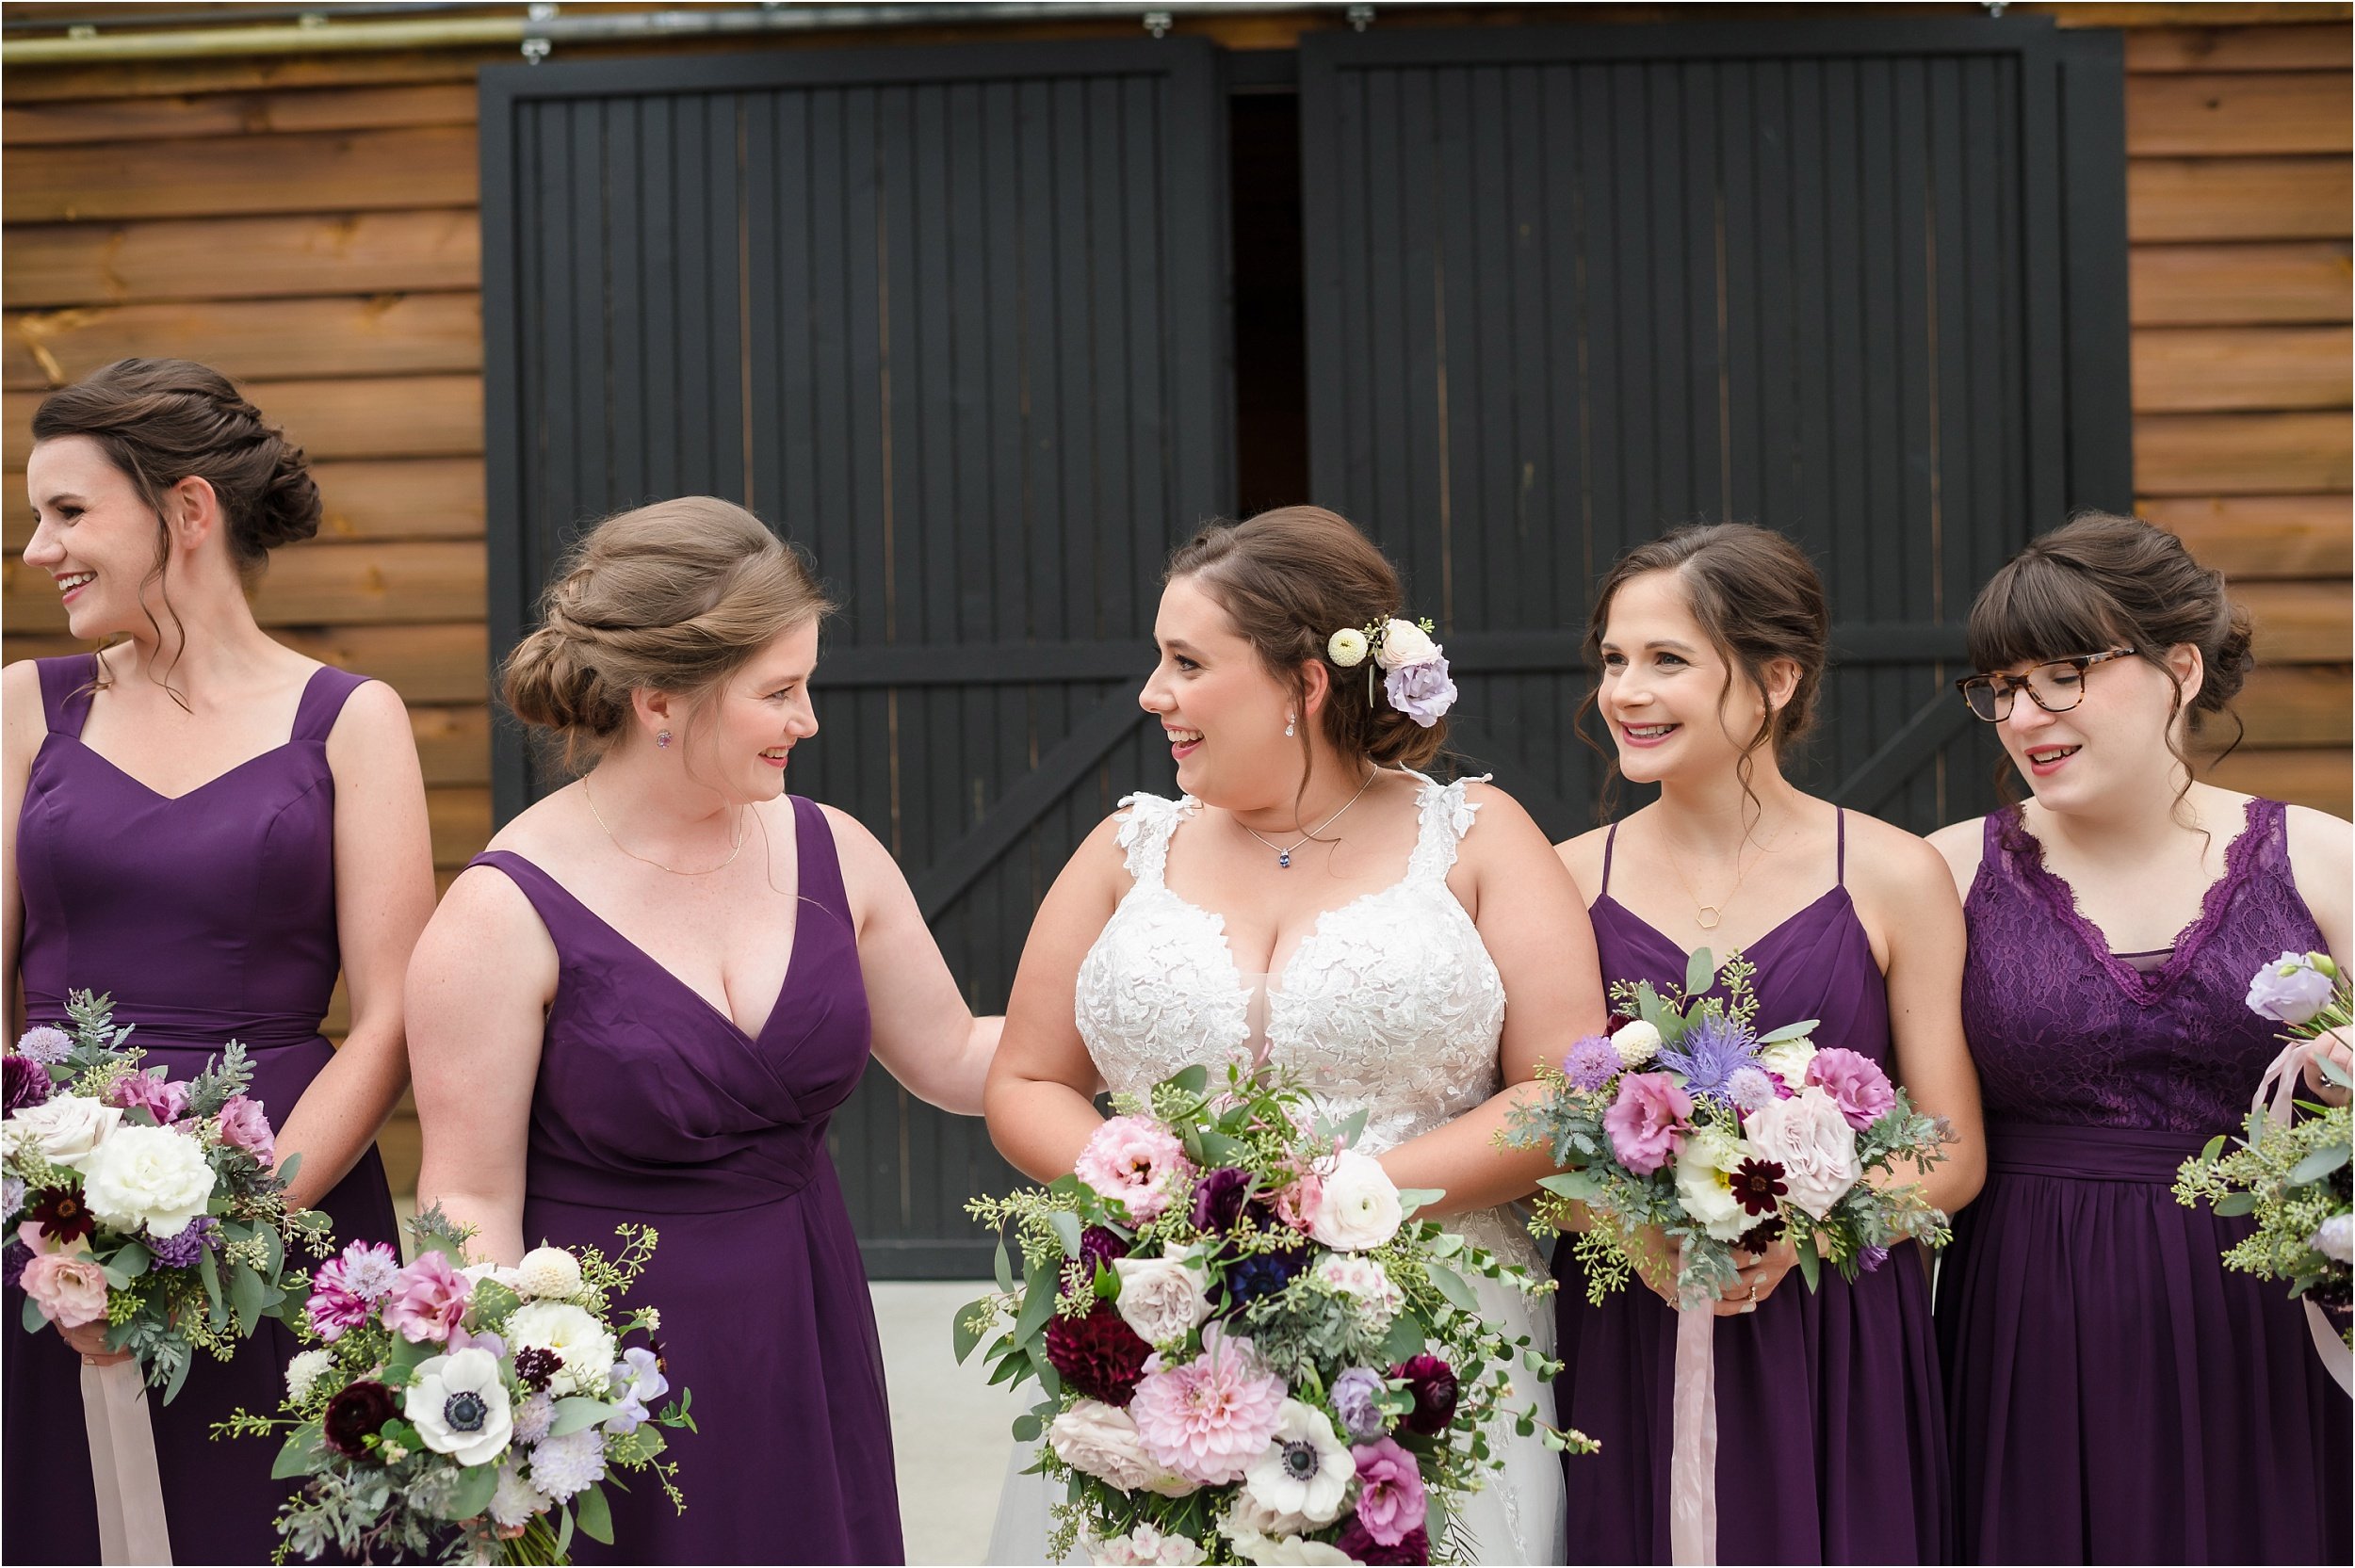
1660, 820, 1780, 930
581, 776, 748, 876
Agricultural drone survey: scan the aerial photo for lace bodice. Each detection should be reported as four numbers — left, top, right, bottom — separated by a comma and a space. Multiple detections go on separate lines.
1075, 773, 1532, 1266
1959, 799, 2328, 1136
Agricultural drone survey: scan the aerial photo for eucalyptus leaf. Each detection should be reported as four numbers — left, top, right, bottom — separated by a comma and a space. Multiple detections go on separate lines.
1756, 1020, 1821, 1045
953, 1296, 996, 1366
1046, 1210, 1084, 1258
20, 1294, 47, 1334
445, 1463, 499, 1522
1393, 1187, 1446, 1220
575, 1483, 615, 1545
2287, 1140, 2350, 1187
547, 1397, 618, 1438
1795, 1240, 1822, 1293
1011, 1413, 1044, 1444
271, 1424, 327, 1480
229, 1262, 267, 1336
108, 1240, 153, 1280
197, 1246, 226, 1327
1426, 1265, 1481, 1315
556, 1503, 576, 1559
274, 1151, 303, 1191
994, 1237, 1016, 1294
1013, 1254, 1060, 1350
2214, 1191, 2259, 1217
1684, 948, 1717, 998
1537, 1172, 1601, 1203
1170, 1064, 1210, 1096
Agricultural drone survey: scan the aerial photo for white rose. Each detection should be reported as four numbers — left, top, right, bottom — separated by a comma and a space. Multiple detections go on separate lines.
1048, 1398, 1196, 1495
1222, 1487, 1310, 1544
285, 1348, 334, 1405
1673, 1133, 1752, 1243
1236, 1534, 1356, 1566
514, 1245, 583, 1299
1374, 618, 1437, 670
9, 1093, 122, 1168
1312, 1254, 1404, 1328
1113, 1254, 1213, 1345
1755, 1037, 1818, 1087
1326, 627, 1370, 668
1743, 1087, 1860, 1220
1307, 1149, 1403, 1252
1611, 1019, 1664, 1068
1241, 1399, 1353, 1526
405, 1347, 514, 1467
502, 1301, 615, 1397
78, 1123, 215, 1237
1093, 1523, 1206, 1565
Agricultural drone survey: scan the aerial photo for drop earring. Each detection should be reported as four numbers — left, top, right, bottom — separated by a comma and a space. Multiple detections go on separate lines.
656, 730, 673, 749
1284, 713, 1296, 737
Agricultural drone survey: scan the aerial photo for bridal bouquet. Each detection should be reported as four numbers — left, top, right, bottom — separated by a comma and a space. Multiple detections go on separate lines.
961, 1064, 1579, 1567
2173, 950, 2351, 1383
5, 989, 331, 1398
1505, 949, 1952, 1303
218, 1207, 694, 1563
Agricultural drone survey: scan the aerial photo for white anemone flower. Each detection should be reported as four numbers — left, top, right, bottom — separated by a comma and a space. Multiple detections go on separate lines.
1241, 1399, 1353, 1528
404, 1348, 514, 1467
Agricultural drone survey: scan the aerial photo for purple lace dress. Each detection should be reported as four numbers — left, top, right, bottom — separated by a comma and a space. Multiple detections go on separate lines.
1939, 800, 2351, 1564
1555, 813, 1950, 1564
5, 653, 402, 1565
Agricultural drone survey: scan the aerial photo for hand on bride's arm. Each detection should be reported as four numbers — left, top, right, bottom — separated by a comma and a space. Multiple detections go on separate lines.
1376, 784, 1610, 1214
407, 865, 555, 1269
983, 813, 1129, 1182
831, 805, 1001, 1117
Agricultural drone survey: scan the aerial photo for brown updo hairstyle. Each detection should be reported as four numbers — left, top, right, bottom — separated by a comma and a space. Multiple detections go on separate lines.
32, 357, 323, 702
502, 496, 835, 772
1583, 523, 1829, 821
1966, 510, 2253, 810
1164, 506, 1447, 782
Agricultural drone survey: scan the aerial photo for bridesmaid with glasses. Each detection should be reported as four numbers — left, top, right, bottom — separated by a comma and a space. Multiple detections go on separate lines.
1926, 512, 2351, 1564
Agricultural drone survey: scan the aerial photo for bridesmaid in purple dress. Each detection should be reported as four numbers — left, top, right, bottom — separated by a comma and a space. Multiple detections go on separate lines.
3, 360, 434, 1562
1928, 513, 2350, 1564
407, 498, 1000, 1563
1551, 525, 1985, 1563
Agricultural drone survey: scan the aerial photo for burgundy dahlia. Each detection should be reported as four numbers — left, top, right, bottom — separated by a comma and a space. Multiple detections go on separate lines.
1730, 1157, 1789, 1217
1190, 1167, 1253, 1235
321, 1380, 398, 1459
512, 1346, 564, 1394
1338, 1520, 1431, 1564
27, 1188, 93, 1248
1389, 1354, 1458, 1436
3, 1055, 50, 1112
1043, 1300, 1151, 1406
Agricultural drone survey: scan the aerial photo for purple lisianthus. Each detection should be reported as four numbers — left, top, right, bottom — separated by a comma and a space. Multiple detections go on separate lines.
1330, 1366, 1387, 1440
2248, 951, 2338, 1026
15, 1026, 72, 1066
1655, 1012, 1760, 1107
1562, 1034, 1620, 1092
4, 1055, 51, 1113
1804, 1047, 1896, 1131
147, 1215, 219, 1269
1191, 1167, 1253, 1235
1603, 1073, 1692, 1175
1350, 1437, 1429, 1546
1858, 1244, 1892, 1274
1383, 656, 1457, 728
106, 1070, 187, 1126
215, 1096, 276, 1167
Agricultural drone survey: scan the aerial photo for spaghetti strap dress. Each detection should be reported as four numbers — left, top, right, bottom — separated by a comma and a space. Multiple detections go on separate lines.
1936, 800, 2350, 1563
1553, 811, 1950, 1564
5, 652, 403, 1565
466, 792, 902, 1564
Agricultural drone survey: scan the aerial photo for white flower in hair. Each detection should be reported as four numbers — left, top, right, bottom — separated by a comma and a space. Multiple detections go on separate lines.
1326, 627, 1370, 668
1374, 618, 1437, 669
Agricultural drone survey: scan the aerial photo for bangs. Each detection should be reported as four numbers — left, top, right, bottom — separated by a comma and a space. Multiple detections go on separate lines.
1965, 554, 2134, 673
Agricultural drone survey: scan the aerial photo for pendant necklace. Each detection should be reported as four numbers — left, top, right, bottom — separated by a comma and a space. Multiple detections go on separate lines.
1662, 819, 1778, 930
1238, 768, 1380, 869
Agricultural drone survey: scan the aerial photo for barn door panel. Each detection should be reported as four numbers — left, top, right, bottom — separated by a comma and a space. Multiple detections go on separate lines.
1301, 20, 2129, 835
483, 40, 1232, 1276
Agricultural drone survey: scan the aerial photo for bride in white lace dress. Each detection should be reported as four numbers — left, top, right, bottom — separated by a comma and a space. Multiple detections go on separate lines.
983, 508, 1607, 1564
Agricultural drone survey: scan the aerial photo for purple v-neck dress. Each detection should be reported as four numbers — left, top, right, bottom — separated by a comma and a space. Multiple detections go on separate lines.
6, 652, 402, 1565
469, 793, 902, 1564
1937, 800, 2350, 1564
1553, 812, 1951, 1564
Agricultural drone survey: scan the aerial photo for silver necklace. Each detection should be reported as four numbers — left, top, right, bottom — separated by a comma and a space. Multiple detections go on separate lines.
1238, 769, 1380, 868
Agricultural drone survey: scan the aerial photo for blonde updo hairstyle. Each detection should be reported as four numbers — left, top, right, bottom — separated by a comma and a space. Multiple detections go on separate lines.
502, 497, 834, 772
1165, 506, 1447, 778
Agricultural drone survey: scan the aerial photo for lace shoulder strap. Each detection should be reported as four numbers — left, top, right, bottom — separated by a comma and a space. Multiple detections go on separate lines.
1406, 770, 1491, 881
1113, 792, 1196, 888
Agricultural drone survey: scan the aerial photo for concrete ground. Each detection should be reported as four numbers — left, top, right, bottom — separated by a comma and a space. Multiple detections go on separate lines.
870, 1280, 1024, 1566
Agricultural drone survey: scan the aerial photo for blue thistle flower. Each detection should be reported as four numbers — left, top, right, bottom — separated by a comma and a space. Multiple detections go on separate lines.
1655, 1011, 1762, 1107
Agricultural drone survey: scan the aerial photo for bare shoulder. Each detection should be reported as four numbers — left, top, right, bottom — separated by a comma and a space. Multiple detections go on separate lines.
1841, 810, 1960, 909
1553, 823, 1615, 899
1454, 777, 1550, 850
3, 660, 45, 760
1923, 816, 1989, 897
322, 677, 416, 765
419, 860, 551, 962
2284, 802, 2352, 883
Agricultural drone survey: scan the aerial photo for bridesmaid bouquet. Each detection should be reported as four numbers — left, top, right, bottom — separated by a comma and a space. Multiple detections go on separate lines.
217, 1207, 694, 1563
1503, 949, 1953, 1303
960, 1064, 1581, 1567
4, 989, 332, 1398
2172, 950, 2351, 1385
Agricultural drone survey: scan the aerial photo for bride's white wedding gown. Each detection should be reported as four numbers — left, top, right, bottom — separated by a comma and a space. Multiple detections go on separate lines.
986, 773, 1568, 1565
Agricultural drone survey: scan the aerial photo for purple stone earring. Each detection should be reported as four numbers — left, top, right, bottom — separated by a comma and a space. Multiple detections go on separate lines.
657, 730, 673, 749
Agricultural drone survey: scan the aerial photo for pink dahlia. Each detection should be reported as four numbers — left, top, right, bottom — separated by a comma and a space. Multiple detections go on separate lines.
1073, 1115, 1194, 1220
381, 1249, 472, 1343
1603, 1072, 1692, 1175
1127, 1325, 1286, 1485
1804, 1048, 1896, 1131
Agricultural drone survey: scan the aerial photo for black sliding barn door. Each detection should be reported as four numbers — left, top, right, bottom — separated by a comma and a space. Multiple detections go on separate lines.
1300, 18, 2131, 836
481, 40, 1233, 1275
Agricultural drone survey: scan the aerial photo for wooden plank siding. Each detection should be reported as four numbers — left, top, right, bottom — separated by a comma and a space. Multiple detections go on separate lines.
3, 8, 2346, 1209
